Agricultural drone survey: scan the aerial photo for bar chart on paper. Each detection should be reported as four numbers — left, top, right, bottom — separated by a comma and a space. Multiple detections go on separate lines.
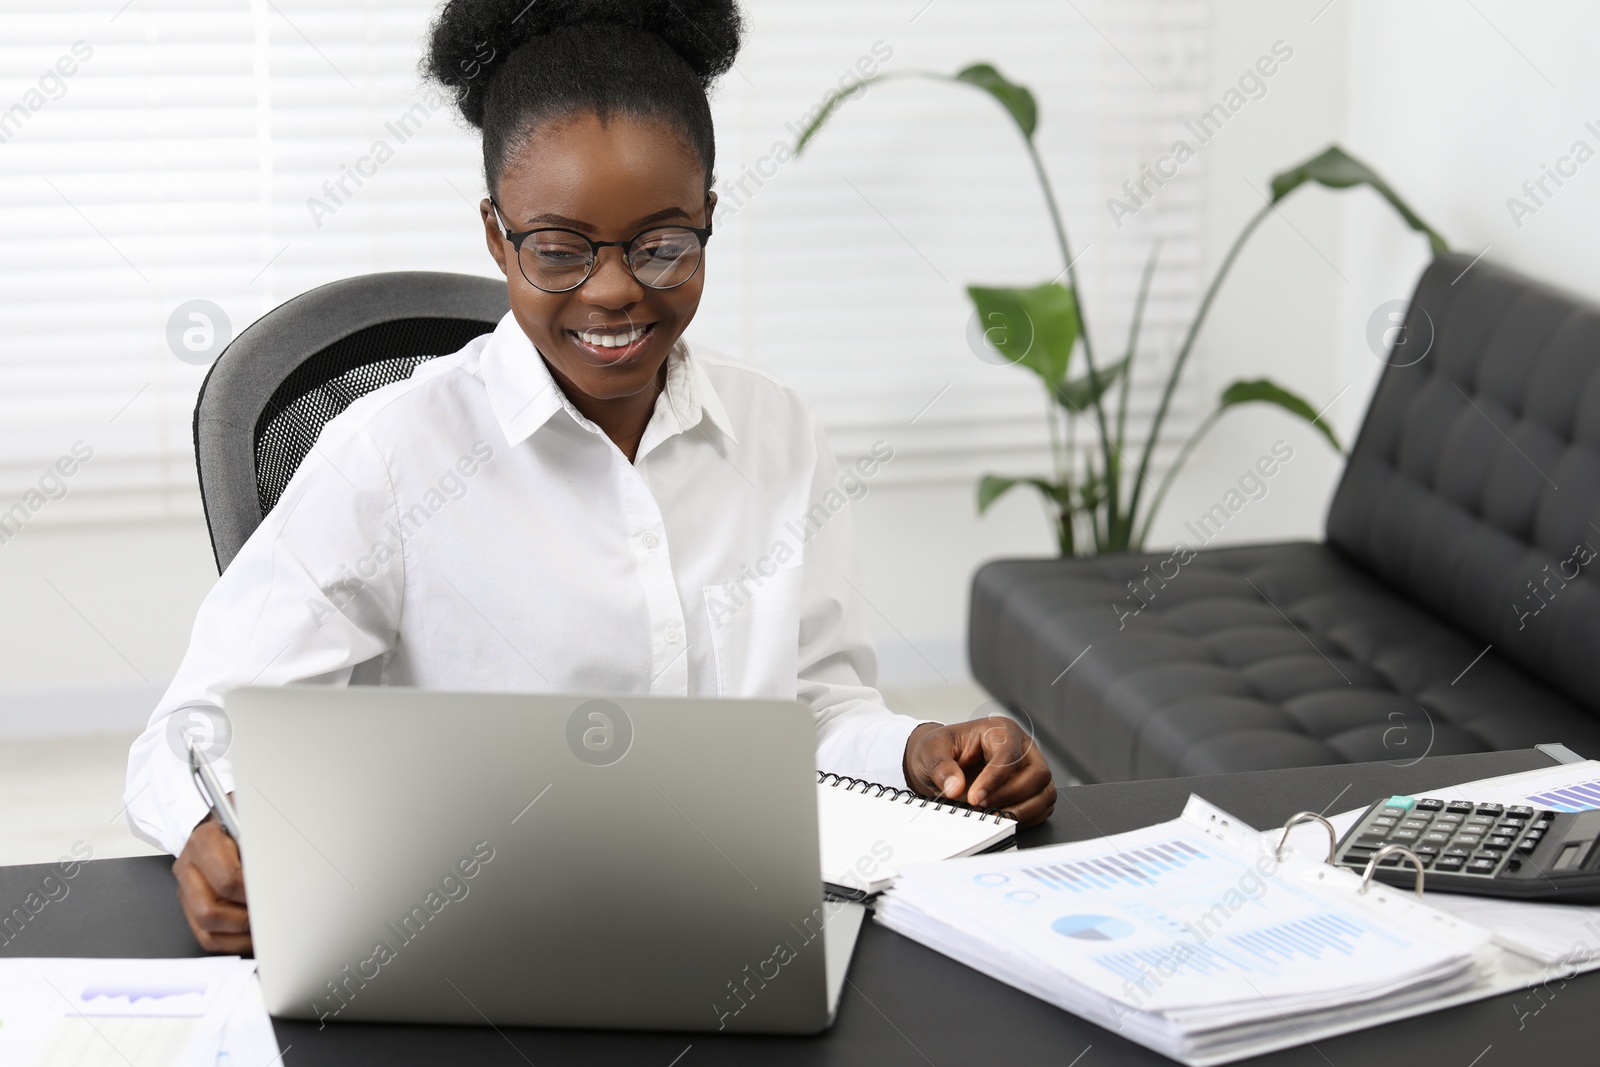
1522, 779, 1600, 812
0, 958, 271, 1067
1020, 839, 1210, 892
1450, 761, 1600, 813
1091, 912, 1377, 984
950, 830, 1422, 986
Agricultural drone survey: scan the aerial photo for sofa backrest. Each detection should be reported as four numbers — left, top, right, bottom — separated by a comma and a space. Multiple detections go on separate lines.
1327, 253, 1600, 713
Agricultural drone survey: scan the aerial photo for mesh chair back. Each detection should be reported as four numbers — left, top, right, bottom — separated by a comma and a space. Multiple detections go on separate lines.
194, 272, 509, 573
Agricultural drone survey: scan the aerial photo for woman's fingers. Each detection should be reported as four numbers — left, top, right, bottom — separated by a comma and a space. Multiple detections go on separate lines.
975, 757, 1053, 811
905, 723, 968, 799
186, 821, 247, 904
965, 717, 1038, 806
173, 819, 252, 954
906, 717, 1057, 822
999, 779, 1058, 828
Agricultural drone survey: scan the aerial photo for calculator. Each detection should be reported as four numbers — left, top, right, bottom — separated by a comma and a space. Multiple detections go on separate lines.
1332, 795, 1600, 902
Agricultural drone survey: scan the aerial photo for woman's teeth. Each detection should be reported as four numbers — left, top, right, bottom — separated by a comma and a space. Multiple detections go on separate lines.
575, 325, 649, 348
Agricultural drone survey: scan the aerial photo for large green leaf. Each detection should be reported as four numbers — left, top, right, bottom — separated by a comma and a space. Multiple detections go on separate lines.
954, 63, 1038, 138
1270, 145, 1447, 255
795, 63, 1039, 154
1217, 378, 1344, 453
966, 282, 1079, 387
978, 474, 1064, 514
792, 75, 890, 154
1055, 356, 1128, 414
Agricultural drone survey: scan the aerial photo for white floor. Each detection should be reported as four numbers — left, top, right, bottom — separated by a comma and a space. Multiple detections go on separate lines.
0, 682, 1037, 868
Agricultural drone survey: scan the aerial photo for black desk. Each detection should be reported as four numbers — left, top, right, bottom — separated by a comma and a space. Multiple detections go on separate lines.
5, 749, 1593, 1065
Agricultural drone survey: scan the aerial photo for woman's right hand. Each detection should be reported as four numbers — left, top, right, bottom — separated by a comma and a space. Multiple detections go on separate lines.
173, 814, 252, 953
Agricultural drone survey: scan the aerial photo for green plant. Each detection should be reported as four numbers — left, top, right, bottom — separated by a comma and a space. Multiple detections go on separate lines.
796, 64, 1447, 555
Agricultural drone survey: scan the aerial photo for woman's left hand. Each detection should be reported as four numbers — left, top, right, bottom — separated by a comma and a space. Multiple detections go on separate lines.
902, 717, 1057, 827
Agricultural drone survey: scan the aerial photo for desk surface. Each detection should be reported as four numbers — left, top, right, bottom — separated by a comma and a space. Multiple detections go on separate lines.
4, 748, 1592, 1065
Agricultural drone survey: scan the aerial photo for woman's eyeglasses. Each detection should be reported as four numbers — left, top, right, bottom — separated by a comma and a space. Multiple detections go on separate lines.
490, 200, 713, 294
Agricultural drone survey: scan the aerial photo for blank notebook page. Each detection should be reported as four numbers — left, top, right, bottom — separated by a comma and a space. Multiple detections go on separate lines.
817, 772, 1016, 895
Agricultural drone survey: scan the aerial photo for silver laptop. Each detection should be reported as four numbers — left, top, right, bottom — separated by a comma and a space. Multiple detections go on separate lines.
223, 686, 864, 1034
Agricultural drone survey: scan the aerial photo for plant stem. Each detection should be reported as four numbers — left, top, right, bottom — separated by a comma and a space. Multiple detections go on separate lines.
1044, 386, 1075, 552
1045, 384, 1067, 487
1135, 409, 1221, 547
1125, 200, 1274, 538
1023, 138, 1116, 547
1112, 239, 1162, 548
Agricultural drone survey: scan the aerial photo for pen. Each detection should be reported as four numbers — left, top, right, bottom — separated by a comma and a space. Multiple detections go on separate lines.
188, 736, 243, 844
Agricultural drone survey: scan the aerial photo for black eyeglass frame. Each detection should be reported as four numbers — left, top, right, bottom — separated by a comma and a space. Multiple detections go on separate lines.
489, 199, 714, 293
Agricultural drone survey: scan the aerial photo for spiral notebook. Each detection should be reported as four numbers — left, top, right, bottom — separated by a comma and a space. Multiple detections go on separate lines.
817, 771, 1017, 898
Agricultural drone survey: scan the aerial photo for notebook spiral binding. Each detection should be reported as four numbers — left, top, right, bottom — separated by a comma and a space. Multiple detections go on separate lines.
816, 771, 1017, 824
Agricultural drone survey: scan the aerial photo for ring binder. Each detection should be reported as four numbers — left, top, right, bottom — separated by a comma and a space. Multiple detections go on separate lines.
816, 771, 1018, 825
1275, 811, 1336, 863
1359, 844, 1425, 897
874, 794, 1523, 1066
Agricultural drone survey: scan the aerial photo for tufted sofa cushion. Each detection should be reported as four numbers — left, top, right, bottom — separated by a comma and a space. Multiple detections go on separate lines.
969, 253, 1600, 781
1326, 254, 1600, 710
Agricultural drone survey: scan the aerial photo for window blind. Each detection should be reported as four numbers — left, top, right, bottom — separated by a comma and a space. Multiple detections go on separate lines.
0, 0, 1204, 526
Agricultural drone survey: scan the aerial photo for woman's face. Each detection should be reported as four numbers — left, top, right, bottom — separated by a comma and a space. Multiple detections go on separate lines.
481, 111, 712, 409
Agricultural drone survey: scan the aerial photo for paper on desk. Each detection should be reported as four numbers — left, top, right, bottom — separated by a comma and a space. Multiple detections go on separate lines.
1431, 759, 1600, 812
216, 973, 281, 1067
1269, 759, 1600, 967
877, 794, 1497, 1065
0, 957, 272, 1067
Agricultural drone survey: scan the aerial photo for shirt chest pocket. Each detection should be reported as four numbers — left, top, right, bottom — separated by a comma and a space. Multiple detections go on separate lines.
703, 562, 803, 700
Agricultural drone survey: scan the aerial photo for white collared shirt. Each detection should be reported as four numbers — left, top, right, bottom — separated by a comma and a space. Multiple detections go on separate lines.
124, 312, 928, 856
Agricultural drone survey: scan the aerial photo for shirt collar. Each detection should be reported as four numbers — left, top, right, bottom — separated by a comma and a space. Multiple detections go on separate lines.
478, 311, 738, 450
658, 336, 740, 447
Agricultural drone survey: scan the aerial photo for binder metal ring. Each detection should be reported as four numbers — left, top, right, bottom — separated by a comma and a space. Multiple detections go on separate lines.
1358, 845, 1425, 898
1275, 811, 1337, 863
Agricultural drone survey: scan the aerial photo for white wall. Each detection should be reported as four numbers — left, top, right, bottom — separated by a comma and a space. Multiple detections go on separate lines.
1157, 0, 1600, 556
1149, 0, 1352, 550
1340, 0, 1600, 403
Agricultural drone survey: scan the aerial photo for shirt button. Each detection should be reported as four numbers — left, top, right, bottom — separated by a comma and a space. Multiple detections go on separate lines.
642, 532, 658, 549
665, 625, 680, 644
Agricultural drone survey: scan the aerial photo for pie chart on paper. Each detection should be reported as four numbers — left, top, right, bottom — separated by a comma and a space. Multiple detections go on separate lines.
1052, 914, 1136, 941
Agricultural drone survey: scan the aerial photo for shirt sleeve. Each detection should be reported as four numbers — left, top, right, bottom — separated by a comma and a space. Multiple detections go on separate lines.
124, 420, 405, 856
796, 418, 939, 790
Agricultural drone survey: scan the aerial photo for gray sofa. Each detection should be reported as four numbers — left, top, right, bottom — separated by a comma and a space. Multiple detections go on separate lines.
970, 253, 1600, 782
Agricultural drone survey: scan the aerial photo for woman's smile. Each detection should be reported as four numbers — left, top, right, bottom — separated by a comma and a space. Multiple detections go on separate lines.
567, 320, 657, 365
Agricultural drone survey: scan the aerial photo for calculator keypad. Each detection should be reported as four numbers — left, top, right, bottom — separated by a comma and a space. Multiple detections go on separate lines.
1340, 799, 1551, 879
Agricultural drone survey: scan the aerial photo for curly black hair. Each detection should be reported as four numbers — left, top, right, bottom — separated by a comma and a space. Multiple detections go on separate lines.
424, 0, 744, 198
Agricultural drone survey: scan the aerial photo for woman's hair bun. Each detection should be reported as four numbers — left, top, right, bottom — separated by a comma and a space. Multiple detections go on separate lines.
426, 0, 744, 129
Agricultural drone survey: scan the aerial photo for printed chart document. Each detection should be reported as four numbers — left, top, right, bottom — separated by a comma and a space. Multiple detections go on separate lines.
0, 957, 275, 1067
877, 795, 1504, 1065
1437, 758, 1600, 813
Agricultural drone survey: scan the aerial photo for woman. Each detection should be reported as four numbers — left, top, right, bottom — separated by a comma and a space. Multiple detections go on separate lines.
126, 0, 1055, 953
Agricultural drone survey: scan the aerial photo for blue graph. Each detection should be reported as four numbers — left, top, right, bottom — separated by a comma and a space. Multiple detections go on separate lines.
1524, 780, 1600, 812
1053, 914, 1136, 941
1021, 840, 1208, 893
1226, 912, 1368, 963
1094, 912, 1371, 982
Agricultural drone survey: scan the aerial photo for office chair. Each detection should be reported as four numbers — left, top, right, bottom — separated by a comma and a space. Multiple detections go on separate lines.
193, 272, 509, 573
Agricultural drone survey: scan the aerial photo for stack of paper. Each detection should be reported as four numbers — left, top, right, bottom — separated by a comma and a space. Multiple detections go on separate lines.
0, 957, 277, 1067
876, 796, 1495, 1065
